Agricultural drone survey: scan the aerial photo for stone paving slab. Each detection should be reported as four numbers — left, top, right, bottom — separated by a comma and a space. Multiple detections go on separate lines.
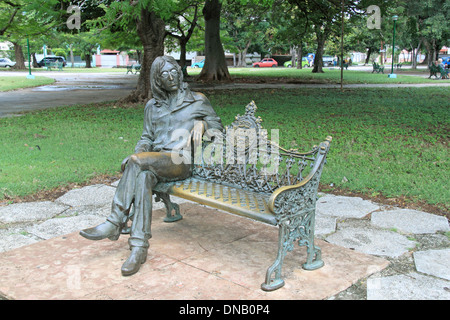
315, 214, 337, 236
55, 184, 116, 207
371, 209, 450, 234
0, 203, 389, 300
325, 225, 416, 258
27, 215, 107, 240
316, 194, 380, 218
367, 272, 450, 300
413, 249, 450, 280
0, 229, 39, 252
0, 201, 69, 224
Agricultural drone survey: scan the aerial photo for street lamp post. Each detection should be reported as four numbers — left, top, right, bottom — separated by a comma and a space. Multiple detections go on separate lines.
26, 37, 35, 80
388, 15, 398, 78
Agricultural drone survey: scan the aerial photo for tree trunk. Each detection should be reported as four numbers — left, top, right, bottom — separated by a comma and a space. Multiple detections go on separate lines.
431, 39, 437, 62
423, 38, 431, 65
433, 39, 440, 61
297, 44, 303, 69
197, 0, 231, 81
69, 44, 75, 68
291, 46, 296, 67
179, 38, 189, 77
136, 50, 142, 64
12, 42, 25, 70
122, 8, 166, 103
411, 45, 416, 69
365, 47, 372, 65
312, 30, 325, 73
413, 40, 422, 69
85, 51, 92, 68
237, 39, 251, 67
32, 52, 38, 68
179, 38, 187, 68
237, 51, 243, 67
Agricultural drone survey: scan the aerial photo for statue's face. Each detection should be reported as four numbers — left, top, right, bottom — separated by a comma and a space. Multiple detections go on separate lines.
159, 62, 179, 92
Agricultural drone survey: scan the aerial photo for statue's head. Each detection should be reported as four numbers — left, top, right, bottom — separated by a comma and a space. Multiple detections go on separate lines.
150, 56, 185, 102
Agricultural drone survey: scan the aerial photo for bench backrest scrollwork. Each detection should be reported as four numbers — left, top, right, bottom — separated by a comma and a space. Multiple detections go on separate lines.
193, 101, 332, 196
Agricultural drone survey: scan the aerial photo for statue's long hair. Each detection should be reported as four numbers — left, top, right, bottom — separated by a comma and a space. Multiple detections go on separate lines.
150, 56, 187, 104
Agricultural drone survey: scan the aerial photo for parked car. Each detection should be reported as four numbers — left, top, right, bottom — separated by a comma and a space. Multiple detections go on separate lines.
322, 56, 334, 67
284, 57, 309, 68
252, 58, 278, 67
191, 59, 204, 68
37, 56, 66, 67
0, 58, 16, 68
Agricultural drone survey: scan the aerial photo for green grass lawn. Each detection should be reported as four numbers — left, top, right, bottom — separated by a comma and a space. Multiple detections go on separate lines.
187, 66, 443, 84
0, 76, 55, 91
1, 87, 448, 214
2, 65, 445, 85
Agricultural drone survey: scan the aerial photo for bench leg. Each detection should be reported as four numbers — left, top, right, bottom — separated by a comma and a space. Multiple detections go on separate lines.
261, 223, 288, 291
261, 209, 324, 291
301, 212, 324, 270
153, 191, 182, 222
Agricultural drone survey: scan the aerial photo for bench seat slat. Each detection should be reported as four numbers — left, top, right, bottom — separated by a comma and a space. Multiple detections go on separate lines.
154, 178, 277, 226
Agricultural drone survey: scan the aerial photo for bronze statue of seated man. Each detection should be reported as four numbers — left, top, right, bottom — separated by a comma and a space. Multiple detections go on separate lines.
80, 56, 223, 276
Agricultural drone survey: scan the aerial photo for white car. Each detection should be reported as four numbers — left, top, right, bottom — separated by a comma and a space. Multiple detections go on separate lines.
322, 56, 334, 67
0, 58, 16, 68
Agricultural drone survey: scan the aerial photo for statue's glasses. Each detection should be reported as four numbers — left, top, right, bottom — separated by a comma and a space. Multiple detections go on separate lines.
161, 69, 178, 78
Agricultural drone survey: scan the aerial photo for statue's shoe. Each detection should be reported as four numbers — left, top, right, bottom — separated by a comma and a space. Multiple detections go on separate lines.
121, 247, 148, 276
79, 221, 120, 241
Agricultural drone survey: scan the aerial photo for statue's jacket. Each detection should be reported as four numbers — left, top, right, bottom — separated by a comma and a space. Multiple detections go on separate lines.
134, 88, 223, 156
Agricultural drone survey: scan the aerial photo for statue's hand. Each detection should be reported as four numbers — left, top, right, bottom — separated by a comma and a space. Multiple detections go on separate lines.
121, 155, 131, 172
187, 120, 205, 148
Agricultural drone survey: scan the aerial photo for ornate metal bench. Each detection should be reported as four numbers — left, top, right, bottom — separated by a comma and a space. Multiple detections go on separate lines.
429, 64, 449, 79
150, 101, 332, 291
372, 62, 384, 74
126, 64, 141, 74
45, 61, 63, 71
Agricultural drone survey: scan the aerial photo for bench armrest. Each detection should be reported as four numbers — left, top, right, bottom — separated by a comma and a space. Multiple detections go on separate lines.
267, 137, 332, 217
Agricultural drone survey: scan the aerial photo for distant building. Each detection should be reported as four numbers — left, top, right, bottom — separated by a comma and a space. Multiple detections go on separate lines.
164, 50, 198, 66
94, 49, 129, 67
0, 41, 12, 58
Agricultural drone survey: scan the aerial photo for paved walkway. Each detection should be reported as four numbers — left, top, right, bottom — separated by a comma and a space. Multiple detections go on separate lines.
0, 181, 448, 300
0, 71, 138, 117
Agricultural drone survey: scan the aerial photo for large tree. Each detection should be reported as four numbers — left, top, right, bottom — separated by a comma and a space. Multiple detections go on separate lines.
165, 0, 202, 70
287, 0, 342, 73
404, 0, 450, 64
270, 0, 312, 69
222, 0, 271, 67
197, 0, 231, 81
0, 0, 60, 69
287, 0, 389, 73
92, 0, 174, 102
